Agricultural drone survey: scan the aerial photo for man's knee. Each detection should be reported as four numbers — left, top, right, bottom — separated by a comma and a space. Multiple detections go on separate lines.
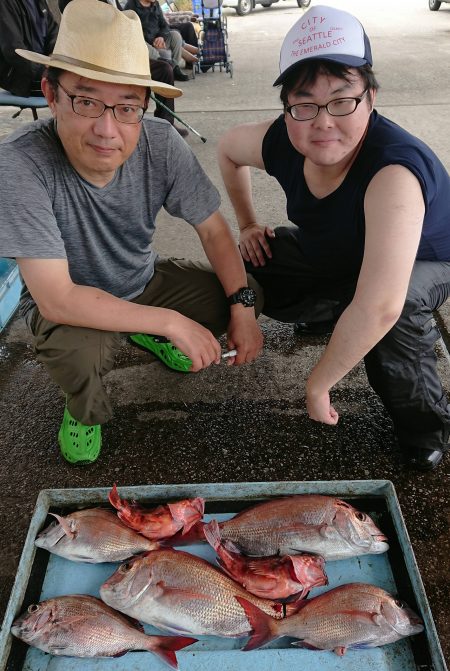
169, 30, 183, 48
33, 322, 120, 382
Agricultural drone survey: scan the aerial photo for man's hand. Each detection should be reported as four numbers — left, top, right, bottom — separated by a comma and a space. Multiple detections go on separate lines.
226, 306, 263, 365
306, 384, 339, 425
167, 314, 222, 372
239, 223, 275, 267
153, 37, 166, 49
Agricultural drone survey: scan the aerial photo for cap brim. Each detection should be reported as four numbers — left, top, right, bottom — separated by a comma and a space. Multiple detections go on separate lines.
16, 49, 182, 99
273, 54, 369, 87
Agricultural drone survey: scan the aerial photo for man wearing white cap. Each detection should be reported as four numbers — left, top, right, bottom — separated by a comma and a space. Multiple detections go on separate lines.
0, 0, 263, 465
218, 5, 450, 472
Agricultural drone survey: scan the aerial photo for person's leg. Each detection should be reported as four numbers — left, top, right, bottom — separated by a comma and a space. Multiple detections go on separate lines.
128, 257, 263, 371
149, 58, 188, 138
245, 226, 355, 324
166, 30, 190, 80
364, 260, 450, 470
150, 58, 175, 123
166, 29, 183, 65
25, 308, 121, 463
133, 257, 263, 336
26, 310, 120, 425
171, 21, 199, 48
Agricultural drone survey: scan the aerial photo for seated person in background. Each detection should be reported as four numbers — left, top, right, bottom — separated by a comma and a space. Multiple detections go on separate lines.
0, 0, 263, 466
59, 0, 188, 136
161, 3, 199, 51
0, 0, 59, 96
125, 0, 189, 81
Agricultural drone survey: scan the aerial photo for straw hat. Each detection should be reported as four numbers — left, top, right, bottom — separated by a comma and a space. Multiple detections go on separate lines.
16, 0, 182, 98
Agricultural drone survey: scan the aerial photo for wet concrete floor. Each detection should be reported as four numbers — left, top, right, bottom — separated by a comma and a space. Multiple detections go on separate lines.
0, 0, 449, 667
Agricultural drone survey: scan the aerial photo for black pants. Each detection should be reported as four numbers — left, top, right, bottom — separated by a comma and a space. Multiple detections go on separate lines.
170, 21, 198, 48
247, 226, 450, 453
150, 58, 175, 125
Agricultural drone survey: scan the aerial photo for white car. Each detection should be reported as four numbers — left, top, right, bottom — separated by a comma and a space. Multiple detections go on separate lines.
223, 0, 310, 16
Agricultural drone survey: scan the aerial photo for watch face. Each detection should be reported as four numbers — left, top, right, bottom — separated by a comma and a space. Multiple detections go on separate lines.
240, 288, 257, 307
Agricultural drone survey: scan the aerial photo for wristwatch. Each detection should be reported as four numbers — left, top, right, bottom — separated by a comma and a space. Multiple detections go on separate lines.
228, 287, 257, 308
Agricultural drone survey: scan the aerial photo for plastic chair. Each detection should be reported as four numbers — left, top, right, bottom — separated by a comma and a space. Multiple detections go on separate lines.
0, 90, 48, 120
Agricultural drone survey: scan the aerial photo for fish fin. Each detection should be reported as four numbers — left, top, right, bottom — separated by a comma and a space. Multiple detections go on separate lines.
285, 597, 309, 616
222, 539, 242, 554
49, 513, 76, 539
160, 521, 207, 546
318, 524, 335, 539
215, 558, 235, 579
120, 613, 145, 633
108, 483, 123, 511
333, 646, 347, 656
203, 519, 221, 550
150, 636, 197, 669
349, 640, 377, 650
246, 562, 277, 577
291, 640, 321, 651
176, 499, 205, 535
338, 609, 384, 627
156, 581, 214, 602
284, 589, 310, 602
235, 596, 278, 651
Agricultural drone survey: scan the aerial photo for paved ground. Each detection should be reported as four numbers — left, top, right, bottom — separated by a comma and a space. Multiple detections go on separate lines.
0, 0, 449, 668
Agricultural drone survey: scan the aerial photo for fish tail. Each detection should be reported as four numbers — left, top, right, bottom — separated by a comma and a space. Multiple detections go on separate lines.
150, 636, 197, 669
203, 519, 221, 551
236, 596, 278, 651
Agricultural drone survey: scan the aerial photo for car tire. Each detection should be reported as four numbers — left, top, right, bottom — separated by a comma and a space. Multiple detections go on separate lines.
428, 0, 441, 9
236, 0, 253, 14
297, 0, 311, 6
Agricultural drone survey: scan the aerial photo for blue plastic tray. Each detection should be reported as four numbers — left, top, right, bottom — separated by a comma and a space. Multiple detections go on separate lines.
0, 481, 446, 671
0, 259, 22, 332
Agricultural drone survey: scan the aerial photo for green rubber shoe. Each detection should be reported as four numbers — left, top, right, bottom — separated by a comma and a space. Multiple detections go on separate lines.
129, 334, 192, 373
58, 407, 101, 465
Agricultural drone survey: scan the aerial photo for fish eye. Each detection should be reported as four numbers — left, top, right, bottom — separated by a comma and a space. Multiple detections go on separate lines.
120, 562, 132, 573
27, 604, 39, 613
355, 512, 366, 521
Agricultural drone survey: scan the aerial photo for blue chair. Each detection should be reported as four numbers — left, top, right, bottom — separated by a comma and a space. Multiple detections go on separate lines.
0, 89, 48, 120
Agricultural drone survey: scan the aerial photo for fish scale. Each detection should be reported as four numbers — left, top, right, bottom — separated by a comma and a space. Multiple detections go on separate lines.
11, 594, 196, 663
213, 495, 389, 560
269, 583, 423, 651
100, 548, 287, 638
34, 508, 156, 563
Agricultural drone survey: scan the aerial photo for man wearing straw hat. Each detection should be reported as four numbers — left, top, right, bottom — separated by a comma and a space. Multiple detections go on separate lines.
218, 5, 450, 472
0, 0, 263, 465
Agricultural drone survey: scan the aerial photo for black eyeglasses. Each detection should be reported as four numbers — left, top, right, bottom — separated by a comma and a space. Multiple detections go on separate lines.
286, 89, 369, 122
57, 82, 147, 124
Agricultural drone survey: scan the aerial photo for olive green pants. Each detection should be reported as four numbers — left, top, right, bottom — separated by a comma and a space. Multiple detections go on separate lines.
25, 258, 263, 426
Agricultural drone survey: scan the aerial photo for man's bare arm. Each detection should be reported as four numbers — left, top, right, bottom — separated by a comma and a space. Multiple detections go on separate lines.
218, 120, 276, 267
305, 165, 425, 424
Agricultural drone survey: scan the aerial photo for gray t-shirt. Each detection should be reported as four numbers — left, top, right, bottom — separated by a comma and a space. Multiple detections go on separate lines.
0, 117, 220, 311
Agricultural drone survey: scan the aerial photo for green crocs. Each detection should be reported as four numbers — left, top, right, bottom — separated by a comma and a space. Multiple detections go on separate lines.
58, 407, 101, 465
129, 333, 192, 373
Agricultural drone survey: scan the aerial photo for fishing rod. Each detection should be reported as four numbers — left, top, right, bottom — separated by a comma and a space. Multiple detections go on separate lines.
149, 92, 207, 143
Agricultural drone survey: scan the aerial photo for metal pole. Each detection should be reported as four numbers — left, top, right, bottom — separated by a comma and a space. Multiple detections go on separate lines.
149, 93, 207, 143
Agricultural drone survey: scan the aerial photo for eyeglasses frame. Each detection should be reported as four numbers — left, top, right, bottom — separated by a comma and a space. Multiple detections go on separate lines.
56, 81, 148, 124
286, 88, 370, 122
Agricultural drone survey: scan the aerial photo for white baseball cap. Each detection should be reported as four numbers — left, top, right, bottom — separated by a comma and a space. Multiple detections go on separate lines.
274, 5, 373, 86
